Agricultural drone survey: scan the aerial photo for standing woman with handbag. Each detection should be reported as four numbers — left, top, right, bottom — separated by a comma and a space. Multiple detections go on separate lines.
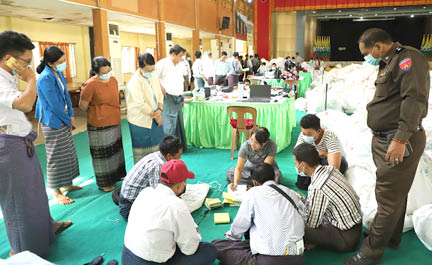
79, 56, 126, 192
36, 46, 81, 205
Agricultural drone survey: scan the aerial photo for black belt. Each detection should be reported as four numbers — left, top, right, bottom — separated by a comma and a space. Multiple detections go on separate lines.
119, 196, 132, 204
372, 125, 423, 138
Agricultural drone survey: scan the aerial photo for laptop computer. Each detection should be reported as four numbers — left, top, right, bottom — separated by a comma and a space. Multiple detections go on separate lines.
242, 85, 271, 103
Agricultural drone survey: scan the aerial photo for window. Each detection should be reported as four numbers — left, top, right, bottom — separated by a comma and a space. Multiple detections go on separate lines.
122, 46, 136, 73
33, 41, 77, 80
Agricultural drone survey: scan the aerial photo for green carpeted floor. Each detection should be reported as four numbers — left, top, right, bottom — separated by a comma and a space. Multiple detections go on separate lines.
1, 111, 431, 264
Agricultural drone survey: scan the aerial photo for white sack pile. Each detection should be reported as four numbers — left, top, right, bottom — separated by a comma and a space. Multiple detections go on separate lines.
300, 62, 378, 114
316, 104, 432, 239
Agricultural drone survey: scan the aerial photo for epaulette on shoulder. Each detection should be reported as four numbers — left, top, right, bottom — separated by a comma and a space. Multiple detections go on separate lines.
395, 47, 405, 54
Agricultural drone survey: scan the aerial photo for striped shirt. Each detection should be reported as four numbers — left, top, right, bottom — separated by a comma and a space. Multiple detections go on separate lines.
296, 128, 344, 156
307, 165, 362, 230
120, 151, 166, 202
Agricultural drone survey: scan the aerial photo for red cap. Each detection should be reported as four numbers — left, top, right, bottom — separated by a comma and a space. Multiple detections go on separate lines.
160, 160, 195, 184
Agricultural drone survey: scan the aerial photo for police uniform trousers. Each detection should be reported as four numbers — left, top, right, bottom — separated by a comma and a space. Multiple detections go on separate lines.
360, 129, 425, 259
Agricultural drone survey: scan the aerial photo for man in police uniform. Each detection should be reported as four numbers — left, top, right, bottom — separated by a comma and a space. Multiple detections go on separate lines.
344, 28, 430, 265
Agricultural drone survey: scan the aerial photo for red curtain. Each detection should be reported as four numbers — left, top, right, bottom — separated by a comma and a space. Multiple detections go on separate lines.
39, 41, 73, 83
274, 0, 432, 10
134, 47, 140, 70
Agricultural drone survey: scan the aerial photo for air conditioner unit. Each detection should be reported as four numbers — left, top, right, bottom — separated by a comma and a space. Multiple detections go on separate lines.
108, 23, 124, 85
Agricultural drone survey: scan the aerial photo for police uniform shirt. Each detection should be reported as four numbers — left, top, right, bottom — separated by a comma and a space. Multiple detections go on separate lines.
366, 42, 430, 142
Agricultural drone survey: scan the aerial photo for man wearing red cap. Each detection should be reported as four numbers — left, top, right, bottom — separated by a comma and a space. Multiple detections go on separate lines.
121, 160, 217, 265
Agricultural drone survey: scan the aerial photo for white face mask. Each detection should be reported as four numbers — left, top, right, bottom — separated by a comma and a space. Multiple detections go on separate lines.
303, 134, 315, 144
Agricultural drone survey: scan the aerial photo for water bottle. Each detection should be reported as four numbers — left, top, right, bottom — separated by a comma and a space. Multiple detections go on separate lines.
238, 83, 244, 98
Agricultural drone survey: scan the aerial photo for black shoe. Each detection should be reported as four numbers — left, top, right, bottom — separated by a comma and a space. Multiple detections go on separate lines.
343, 252, 381, 265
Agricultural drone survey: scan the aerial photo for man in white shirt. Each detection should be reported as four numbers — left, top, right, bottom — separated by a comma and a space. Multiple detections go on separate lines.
227, 52, 243, 87
122, 160, 217, 265
213, 163, 306, 265
192, 51, 206, 90
178, 55, 191, 91
0, 30, 72, 258
202, 50, 215, 85
155, 44, 188, 151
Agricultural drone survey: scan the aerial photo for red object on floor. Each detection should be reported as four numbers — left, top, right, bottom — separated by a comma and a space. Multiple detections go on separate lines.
230, 118, 254, 130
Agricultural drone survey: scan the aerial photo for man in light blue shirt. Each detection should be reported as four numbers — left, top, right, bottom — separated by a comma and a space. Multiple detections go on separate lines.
212, 163, 306, 265
214, 51, 232, 86
227, 52, 243, 87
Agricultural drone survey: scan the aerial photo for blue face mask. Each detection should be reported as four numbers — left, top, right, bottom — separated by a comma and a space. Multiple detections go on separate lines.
296, 163, 308, 177
364, 54, 381, 66
56, 62, 67, 72
99, 71, 112, 80
142, 71, 154, 78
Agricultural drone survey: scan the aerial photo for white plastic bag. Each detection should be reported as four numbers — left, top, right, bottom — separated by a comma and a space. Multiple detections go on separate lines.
413, 204, 432, 251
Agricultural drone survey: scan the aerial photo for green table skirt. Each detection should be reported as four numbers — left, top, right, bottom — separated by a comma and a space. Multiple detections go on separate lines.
298, 72, 312, 98
183, 97, 296, 153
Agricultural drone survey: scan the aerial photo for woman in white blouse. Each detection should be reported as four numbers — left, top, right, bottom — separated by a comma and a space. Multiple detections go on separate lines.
126, 53, 164, 163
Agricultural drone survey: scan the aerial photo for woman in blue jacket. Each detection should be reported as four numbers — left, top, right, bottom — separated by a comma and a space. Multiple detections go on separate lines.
36, 46, 81, 205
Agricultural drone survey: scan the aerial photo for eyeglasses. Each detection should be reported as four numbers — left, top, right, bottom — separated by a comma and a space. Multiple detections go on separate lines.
17, 57, 32, 66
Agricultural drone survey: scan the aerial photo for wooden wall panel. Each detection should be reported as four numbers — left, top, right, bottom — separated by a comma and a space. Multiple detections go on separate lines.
163, 0, 195, 28
197, 0, 219, 34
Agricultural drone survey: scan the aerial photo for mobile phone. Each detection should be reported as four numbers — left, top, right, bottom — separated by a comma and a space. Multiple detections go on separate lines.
404, 141, 413, 158
6, 57, 17, 69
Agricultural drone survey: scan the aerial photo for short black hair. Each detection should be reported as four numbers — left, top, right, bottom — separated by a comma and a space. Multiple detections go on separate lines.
233, 52, 239, 57
244, 78, 250, 84
0, 30, 34, 60
90, 56, 111, 77
221, 51, 228, 56
37, 46, 65, 74
138, 53, 155, 68
300, 114, 321, 131
359, 28, 393, 49
194, 50, 202, 59
261, 62, 266, 65
159, 136, 182, 156
252, 127, 270, 145
169, 44, 186, 55
293, 143, 320, 167
251, 163, 275, 184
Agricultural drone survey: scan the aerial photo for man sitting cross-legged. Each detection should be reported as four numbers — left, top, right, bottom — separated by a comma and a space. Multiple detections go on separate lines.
213, 163, 306, 265
293, 143, 362, 252
122, 160, 217, 265
113, 136, 182, 221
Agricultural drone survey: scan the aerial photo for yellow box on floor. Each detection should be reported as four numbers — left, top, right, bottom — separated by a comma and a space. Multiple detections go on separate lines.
214, 213, 230, 224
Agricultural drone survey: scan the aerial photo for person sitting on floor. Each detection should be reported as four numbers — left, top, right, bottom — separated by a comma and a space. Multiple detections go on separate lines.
114, 135, 183, 221
226, 127, 282, 190
213, 163, 306, 265
293, 143, 362, 253
122, 160, 217, 265
295, 114, 348, 190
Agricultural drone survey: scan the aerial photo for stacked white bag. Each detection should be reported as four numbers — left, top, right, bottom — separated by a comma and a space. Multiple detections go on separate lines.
314, 74, 432, 247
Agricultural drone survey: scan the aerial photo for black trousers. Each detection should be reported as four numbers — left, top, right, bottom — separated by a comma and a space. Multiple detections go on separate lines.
360, 130, 425, 259
304, 223, 362, 253
211, 239, 304, 265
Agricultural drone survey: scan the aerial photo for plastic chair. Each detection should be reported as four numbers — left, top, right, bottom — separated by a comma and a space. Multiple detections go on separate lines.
227, 106, 257, 160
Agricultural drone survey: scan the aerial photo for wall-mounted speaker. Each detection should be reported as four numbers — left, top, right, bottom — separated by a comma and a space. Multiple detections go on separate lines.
166, 32, 172, 41
221, 16, 230, 30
